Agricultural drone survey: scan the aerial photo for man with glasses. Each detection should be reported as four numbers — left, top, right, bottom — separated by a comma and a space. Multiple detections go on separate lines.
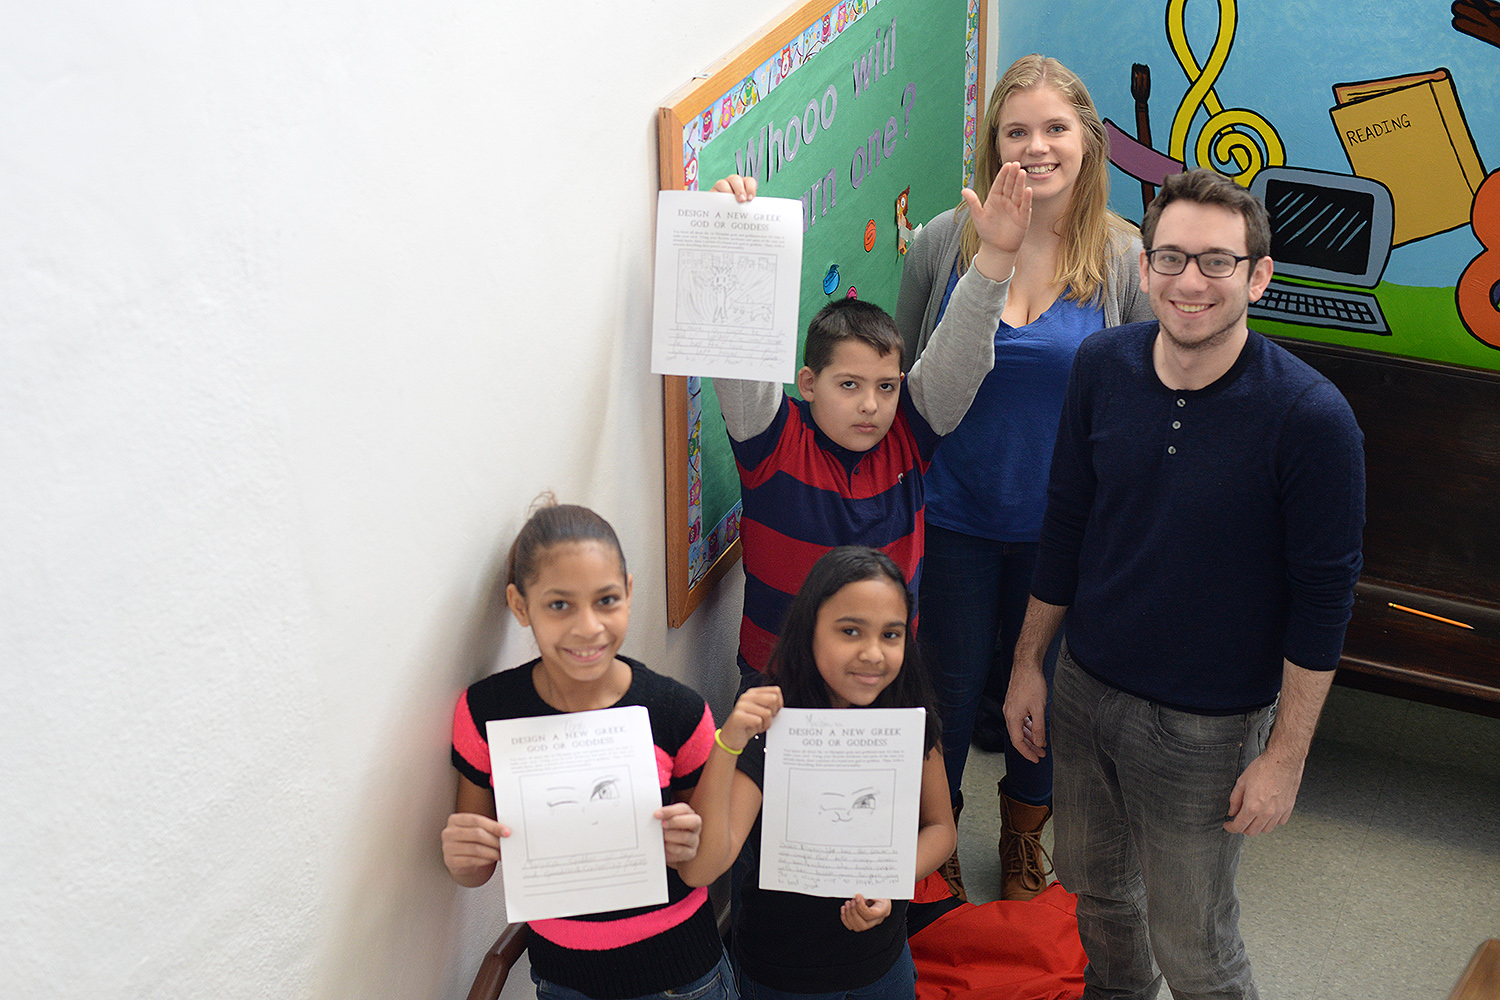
1003, 169, 1364, 1000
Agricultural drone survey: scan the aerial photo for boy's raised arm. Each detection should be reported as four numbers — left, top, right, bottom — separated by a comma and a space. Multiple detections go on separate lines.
714, 377, 784, 443
907, 162, 1032, 434
706, 174, 786, 443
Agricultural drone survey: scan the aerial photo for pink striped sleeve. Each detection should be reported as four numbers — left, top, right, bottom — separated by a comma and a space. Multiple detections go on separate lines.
674, 702, 716, 778
451, 691, 491, 777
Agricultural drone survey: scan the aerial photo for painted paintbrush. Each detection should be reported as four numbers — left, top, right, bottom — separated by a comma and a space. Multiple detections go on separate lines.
1131, 63, 1155, 215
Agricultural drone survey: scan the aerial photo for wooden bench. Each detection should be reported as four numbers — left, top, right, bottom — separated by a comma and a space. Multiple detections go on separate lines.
1273, 339, 1500, 717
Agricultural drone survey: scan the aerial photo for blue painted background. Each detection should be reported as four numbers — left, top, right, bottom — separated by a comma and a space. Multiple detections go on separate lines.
989, 0, 1500, 368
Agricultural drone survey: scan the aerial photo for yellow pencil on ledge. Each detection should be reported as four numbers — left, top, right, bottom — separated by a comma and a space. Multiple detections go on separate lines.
1387, 602, 1475, 630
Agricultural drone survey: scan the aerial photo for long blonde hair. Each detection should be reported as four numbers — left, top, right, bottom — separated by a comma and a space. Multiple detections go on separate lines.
958, 54, 1132, 304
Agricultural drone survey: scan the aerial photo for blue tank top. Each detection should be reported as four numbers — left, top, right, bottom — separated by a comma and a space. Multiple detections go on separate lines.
925, 260, 1105, 541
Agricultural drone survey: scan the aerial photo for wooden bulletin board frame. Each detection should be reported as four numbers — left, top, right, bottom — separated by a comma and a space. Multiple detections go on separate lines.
657, 0, 986, 627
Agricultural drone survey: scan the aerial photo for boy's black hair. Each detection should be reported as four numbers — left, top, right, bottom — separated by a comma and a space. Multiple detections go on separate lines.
803, 298, 904, 374
507, 498, 627, 594
765, 546, 941, 751
1141, 168, 1272, 259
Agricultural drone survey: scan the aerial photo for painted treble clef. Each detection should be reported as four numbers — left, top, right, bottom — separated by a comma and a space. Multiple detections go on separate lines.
1166, 0, 1284, 185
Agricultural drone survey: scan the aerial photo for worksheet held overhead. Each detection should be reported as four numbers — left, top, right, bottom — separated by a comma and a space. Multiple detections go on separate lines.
652, 189, 804, 384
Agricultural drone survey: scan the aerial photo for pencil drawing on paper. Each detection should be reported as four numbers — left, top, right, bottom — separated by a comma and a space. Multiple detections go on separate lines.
675, 250, 778, 329
783, 768, 897, 847
520, 770, 639, 860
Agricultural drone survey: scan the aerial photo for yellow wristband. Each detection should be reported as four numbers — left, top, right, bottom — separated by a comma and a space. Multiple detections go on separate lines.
714, 728, 744, 755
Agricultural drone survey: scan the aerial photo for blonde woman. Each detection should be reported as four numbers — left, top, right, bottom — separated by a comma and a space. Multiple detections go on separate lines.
896, 54, 1153, 902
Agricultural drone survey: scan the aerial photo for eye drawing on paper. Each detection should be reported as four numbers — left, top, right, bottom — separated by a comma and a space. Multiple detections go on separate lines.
817, 786, 879, 823
784, 768, 897, 847
520, 771, 639, 860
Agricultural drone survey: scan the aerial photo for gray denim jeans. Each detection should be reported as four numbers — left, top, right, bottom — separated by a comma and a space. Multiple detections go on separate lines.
1051, 645, 1275, 1000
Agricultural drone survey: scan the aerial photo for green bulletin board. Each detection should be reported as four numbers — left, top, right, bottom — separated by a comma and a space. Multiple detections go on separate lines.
658, 0, 981, 625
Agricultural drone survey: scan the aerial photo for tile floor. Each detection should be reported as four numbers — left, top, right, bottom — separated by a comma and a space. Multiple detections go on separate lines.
954, 684, 1500, 999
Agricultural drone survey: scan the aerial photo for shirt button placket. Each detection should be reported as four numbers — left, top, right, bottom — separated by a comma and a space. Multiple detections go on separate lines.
1168, 397, 1186, 456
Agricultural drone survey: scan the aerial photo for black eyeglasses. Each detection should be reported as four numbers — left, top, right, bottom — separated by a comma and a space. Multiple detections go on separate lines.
1145, 249, 1258, 278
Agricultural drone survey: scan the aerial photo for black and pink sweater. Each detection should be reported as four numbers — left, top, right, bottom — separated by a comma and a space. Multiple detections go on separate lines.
451, 657, 721, 999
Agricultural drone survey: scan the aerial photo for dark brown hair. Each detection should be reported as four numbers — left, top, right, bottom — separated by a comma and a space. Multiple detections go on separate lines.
1140, 168, 1272, 259
507, 499, 627, 594
803, 299, 903, 374
765, 546, 940, 751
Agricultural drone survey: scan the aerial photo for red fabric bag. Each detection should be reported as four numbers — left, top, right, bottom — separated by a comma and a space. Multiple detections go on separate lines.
909, 883, 1087, 1000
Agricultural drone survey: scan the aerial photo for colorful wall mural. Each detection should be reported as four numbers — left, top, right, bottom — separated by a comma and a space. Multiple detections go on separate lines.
992, 0, 1500, 370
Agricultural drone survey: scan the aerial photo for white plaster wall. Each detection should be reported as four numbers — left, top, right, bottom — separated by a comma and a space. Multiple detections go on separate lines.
0, 2, 780, 997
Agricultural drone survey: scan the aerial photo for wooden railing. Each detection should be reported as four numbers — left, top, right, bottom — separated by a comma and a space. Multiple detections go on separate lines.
464, 923, 529, 1000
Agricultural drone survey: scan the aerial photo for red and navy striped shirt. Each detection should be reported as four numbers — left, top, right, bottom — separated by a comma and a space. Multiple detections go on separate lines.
730, 390, 940, 674
451, 657, 721, 999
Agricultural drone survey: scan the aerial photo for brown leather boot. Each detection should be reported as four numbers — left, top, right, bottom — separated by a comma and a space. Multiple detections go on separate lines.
998, 784, 1054, 902
937, 801, 968, 902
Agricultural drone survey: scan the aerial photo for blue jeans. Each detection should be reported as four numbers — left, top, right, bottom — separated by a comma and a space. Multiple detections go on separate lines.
736, 942, 915, 1000
917, 524, 1060, 805
533, 950, 738, 1000
1051, 646, 1274, 1000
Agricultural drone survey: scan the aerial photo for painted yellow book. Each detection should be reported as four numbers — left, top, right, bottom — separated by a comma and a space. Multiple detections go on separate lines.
1329, 68, 1486, 245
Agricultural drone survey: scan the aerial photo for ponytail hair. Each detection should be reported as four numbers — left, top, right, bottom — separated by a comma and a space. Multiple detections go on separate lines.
507, 497, 627, 595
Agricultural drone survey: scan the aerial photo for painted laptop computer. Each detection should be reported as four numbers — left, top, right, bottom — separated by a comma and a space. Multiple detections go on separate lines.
1248, 166, 1394, 335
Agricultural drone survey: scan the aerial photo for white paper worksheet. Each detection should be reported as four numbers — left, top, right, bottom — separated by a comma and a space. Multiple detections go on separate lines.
486, 705, 666, 922
759, 707, 926, 900
651, 189, 804, 383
